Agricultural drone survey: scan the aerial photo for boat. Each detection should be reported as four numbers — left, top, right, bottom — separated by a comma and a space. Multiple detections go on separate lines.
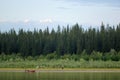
25, 70, 36, 72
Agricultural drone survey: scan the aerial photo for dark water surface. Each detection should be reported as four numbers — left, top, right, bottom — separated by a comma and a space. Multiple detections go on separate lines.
0, 72, 120, 80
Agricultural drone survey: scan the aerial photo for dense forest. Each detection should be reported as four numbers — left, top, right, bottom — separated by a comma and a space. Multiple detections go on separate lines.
0, 23, 120, 58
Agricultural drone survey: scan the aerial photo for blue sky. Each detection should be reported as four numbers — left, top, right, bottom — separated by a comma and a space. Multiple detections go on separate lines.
0, 0, 120, 28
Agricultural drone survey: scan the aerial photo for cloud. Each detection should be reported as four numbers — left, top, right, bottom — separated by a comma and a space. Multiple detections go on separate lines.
62, 0, 120, 7
24, 19, 30, 23
57, 7, 69, 10
40, 19, 53, 23
0, 19, 8, 23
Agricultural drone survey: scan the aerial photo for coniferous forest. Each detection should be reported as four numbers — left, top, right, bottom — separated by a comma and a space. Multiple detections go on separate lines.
0, 23, 120, 60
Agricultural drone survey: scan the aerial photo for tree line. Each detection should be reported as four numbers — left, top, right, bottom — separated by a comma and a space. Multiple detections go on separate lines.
0, 23, 120, 57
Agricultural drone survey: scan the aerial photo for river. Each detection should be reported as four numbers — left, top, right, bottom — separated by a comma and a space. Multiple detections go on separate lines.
0, 71, 120, 80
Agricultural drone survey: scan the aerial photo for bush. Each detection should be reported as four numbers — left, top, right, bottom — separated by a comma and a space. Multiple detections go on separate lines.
71, 54, 80, 61
61, 54, 71, 60
90, 51, 102, 60
80, 50, 89, 61
26, 56, 33, 61
46, 52, 58, 60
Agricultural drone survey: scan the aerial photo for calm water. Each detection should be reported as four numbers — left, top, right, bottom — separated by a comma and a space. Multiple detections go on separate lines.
0, 72, 120, 80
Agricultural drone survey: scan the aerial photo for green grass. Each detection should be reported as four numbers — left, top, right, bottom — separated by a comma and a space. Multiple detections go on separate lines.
0, 59, 120, 68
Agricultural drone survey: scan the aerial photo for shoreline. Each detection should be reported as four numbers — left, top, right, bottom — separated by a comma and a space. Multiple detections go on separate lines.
0, 68, 120, 72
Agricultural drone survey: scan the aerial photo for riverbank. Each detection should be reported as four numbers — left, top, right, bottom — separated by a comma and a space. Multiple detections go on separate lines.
0, 68, 120, 72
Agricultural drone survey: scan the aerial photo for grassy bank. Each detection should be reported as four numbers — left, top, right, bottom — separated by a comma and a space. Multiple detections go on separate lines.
0, 59, 120, 68
0, 68, 120, 73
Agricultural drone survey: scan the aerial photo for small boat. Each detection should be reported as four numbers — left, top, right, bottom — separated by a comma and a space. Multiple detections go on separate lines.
25, 70, 36, 72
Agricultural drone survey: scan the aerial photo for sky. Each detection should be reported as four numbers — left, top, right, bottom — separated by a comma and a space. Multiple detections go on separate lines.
0, 0, 120, 31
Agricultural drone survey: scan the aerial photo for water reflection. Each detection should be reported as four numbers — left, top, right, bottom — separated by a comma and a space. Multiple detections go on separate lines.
0, 72, 120, 80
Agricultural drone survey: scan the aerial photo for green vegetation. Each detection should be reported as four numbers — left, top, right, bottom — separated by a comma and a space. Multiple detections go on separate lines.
0, 50, 120, 68
0, 23, 120, 68
0, 59, 120, 68
0, 23, 120, 56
